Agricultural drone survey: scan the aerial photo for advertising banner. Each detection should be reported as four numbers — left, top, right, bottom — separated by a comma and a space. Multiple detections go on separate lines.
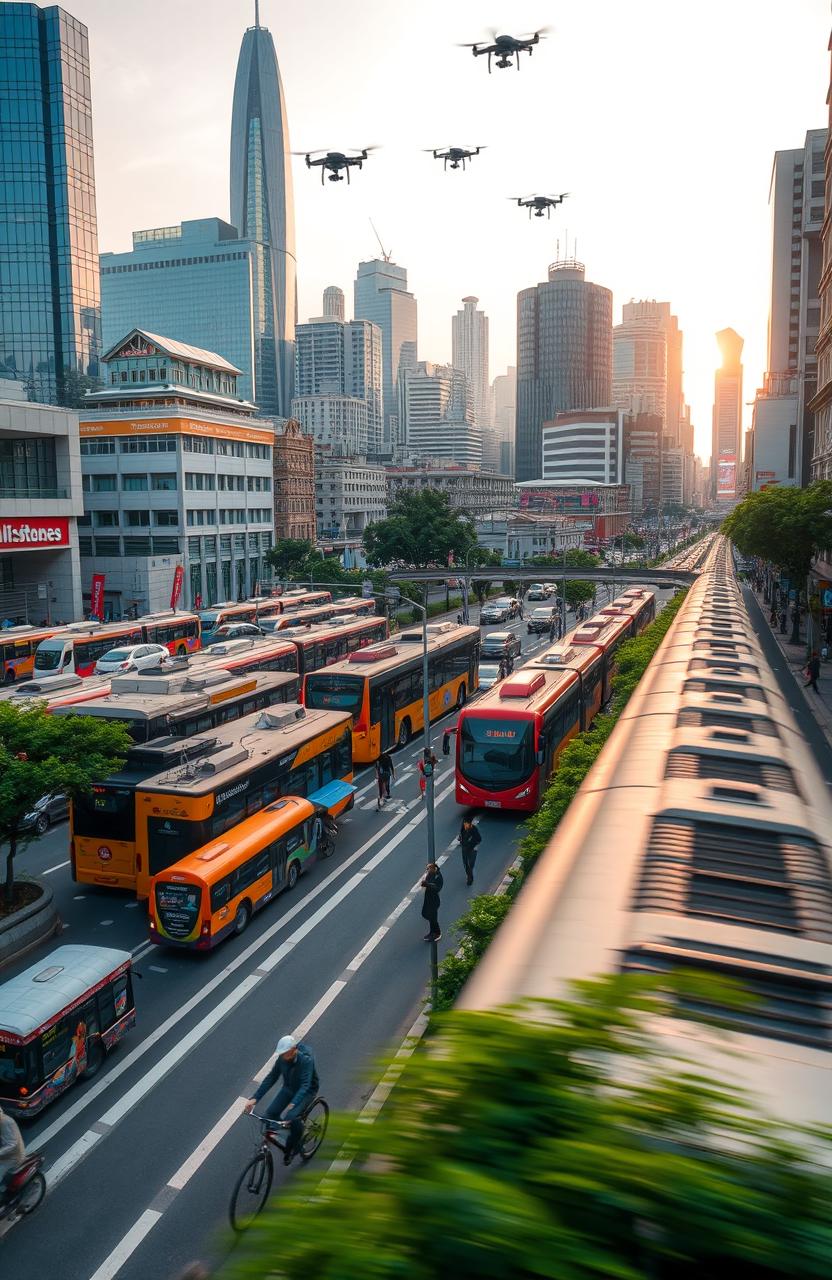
170, 565, 184, 610
716, 454, 737, 498
0, 516, 70, 552
90, 573, 105, 621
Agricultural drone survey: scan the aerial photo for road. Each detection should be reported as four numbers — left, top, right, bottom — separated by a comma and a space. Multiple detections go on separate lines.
3, 580, 675, 1280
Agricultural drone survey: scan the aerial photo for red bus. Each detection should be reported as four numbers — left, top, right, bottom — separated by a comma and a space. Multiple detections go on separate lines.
559, 613, 632, 702
261, 604, 336, 632
289, 615, 387, 677
33, 621, 146, 680
276, 589, 333, 613
451, 668, 582, 812
0, 624, 63, 683
137, 610, 201, 657
526, 638, 606, 730
330, 597, 376, 618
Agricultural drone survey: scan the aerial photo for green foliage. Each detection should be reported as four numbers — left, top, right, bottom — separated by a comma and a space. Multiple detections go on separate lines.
363, 490, 477, 569
722, 481, 832, 583
230, 976, 832, 1280
621, 531, 645, 549
58, 367, 103, 408
435, 895, 512, 1008
0, 704, 132, 902
266, 538, 317, 577
563, 579, 596, 609
529, 548, 601, 570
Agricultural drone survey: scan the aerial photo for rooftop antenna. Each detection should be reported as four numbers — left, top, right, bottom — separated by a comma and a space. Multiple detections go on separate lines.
254, 0, 260, 27
369, 218, 391, 263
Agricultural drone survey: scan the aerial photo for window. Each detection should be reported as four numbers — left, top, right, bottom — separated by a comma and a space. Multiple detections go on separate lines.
125, 510, 150, 527
80, 439, 116, 456
153, 510, 179, 527
151, 473, 177, 491
92, 475, 117, 492
94, 510, 118, 527
120, 437, 177, 454
41, 1015, 74, 1076
122, 474, 148, 491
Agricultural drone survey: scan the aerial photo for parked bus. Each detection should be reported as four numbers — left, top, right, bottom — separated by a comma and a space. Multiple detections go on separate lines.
0, 945, 135, 1118
197, 602, 260, 641
0, 672, 114, 709
276, 589, 332, 613
136, 609, 201, 657
171, 635, 299, 680
289, 615, 387, 677
33, 620, 148, 680
149, 796, 324, 948
52, 667, 298, 743
330, 597, 376, 618
73, 704, 353, 895
0, 624, 63, 684
303, 621, 480, 763
260, 604, 336, 632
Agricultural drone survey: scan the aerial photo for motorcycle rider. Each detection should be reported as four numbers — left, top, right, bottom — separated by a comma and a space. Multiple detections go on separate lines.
0, 1105, 24, 1199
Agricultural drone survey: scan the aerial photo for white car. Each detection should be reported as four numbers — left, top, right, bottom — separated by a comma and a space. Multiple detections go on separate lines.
477, 661, 503, 691
94, 643, 169, 675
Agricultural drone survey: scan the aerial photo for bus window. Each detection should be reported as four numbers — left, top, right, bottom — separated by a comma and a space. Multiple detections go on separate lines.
459, 717, 535, 791
303, 673, 364, 714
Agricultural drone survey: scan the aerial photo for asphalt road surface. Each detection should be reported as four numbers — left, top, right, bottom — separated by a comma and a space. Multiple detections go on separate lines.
2, 580, 676, 1280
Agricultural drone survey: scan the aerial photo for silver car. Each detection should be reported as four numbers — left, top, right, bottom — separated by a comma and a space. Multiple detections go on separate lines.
477, 661, 503, 691
94, 643, 169, 674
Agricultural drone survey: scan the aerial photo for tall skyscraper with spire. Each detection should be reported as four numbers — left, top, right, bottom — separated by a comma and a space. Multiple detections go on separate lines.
230, 3, 297, 417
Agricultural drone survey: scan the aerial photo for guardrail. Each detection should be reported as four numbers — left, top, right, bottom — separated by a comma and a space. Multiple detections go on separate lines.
388, 566, 699, 589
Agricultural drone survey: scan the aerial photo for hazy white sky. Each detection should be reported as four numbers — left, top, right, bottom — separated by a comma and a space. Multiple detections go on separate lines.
68, 0, 830, 459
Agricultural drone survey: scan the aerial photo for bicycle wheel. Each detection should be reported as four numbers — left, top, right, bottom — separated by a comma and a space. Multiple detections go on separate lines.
229, 1149, 273, 1232
300, 1099, 329, 1161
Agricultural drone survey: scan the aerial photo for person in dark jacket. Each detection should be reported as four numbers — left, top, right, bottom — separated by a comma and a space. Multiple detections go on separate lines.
420, 862, 443, 941
804, 652, 822, 693
458, 816, 482, 885
245, 1036, 319, 1163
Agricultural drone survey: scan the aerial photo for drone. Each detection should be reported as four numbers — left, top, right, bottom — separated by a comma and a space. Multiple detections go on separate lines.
425, 146, 485, 171
294, 148, 377, 184
460, 28, 550, 73
511, 193, 569, 219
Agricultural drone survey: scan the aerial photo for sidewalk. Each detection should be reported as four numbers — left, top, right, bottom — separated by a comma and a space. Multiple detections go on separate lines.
748, 586, 832, 747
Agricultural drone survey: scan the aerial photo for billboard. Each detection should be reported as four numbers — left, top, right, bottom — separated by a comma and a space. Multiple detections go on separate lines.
519, 488, 601, 513
716, 454, 737, 498
0, 516, 70, 551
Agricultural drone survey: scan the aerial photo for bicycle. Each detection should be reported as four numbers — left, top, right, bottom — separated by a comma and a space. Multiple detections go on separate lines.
229, 1098, 330, 1232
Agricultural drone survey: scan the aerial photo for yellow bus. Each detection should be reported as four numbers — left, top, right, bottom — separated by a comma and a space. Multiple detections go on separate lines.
149, 796, 324, 948
302, 621, 480, 763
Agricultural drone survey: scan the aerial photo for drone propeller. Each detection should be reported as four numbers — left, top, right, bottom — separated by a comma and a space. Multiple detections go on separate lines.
291, 149, 331, 156
519, 25, 553, 39
350, 144, 381, 152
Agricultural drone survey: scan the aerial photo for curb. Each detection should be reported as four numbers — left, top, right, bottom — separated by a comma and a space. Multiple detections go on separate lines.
0, 881, 61, 972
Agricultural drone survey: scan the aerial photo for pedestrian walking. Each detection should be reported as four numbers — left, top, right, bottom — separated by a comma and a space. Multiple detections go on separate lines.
804, 651, 822, 694
518, 600, 524, 620
418, 750, 438, 799
548, 616, 557, 644
769, 604, 778, 627
420, 862, 443, 941
375, 750, 395, 810
458, 815, 482, 886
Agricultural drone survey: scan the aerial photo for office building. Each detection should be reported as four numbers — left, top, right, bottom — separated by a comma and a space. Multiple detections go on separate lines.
612, 301, 689, 447
623, 412, 663, 513
0, 3, 101, 406
541, 409, 623, 486
230, 10, 297, 418
515, 258, 613, 483
79, 329, 274, 615
401, 363, 482, 467
100, 219, 262, 405
711, 328, 744, 504
385, 464, 514, 519
516, 480, 631, 539
315, 453, 386, 540
292, 309, 383, 455
661, 446, 685, 508
273, 419, 315, 543
748, 372, 799, 490
452, 297, 491, 427
323, 286, 345, 322
354, 258, 417, 456
0, 380, 84, 622
813, 38, 832, 485
765, 131, 826, 483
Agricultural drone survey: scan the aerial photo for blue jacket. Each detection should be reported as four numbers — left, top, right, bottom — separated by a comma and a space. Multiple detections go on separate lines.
254, 1041, 319, 1110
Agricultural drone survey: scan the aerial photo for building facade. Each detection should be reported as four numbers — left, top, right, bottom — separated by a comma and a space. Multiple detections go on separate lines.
541, 409, 623, 486
0, 380, 84, 622
354, 258, 417, 456
323, 286, 345, 321
812, 30, 832, 484
315, 453, 387, 540
711, 328, 744, 505
515, 259, 613, 483
79, 330, 274, 616
272, 418, 315, 543
748, 372, 799, 491
230, 12, 297, 418
100, 219, 260, 406
292, 311, 383, 455
623, 412, 663, 513
612, 302, 668, 423
0, 3, 101, 405
401, 362, 482, 466
516, 480, 631, 539
452, 297, 491, 427
385, 464, 515, 518
475, 512, 588, 562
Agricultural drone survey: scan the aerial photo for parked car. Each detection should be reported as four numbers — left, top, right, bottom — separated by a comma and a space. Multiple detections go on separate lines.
527, 583, 547, 601
203, 623, 264, 645
527, 606, 559, 634
477, 661, 504, 692
21, 792, 70, 836
480, 600, 510, 624
94, 643, 169, 675
480, 630, 522, 661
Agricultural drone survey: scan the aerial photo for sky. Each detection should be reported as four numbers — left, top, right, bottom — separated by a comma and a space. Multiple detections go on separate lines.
60, 0, 831, 461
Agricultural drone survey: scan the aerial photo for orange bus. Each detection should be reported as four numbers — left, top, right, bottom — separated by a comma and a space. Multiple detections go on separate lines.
0, 625, 64, 684
33, 620, 147, 680
149, 796, 324, 948
137, 610, 201, 657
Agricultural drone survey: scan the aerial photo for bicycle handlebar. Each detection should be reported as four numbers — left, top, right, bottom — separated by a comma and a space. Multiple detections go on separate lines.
250, 1112, 289, 1128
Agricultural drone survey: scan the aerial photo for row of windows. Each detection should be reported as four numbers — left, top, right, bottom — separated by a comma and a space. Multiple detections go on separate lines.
78, 536, 180, 558
82, 473, 176, 493
185, 508, 271, 527
101, 251, 249, 274
82, 509, 179, 528
80, 435, 272, 458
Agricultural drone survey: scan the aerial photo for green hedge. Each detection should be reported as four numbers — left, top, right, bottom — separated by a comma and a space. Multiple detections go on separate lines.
434, 588, 689, 1010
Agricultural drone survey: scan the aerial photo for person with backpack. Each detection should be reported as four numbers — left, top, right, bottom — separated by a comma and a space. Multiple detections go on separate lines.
375, 750, 395, 810
420, 862, 443, 941
458, 815, 482, 886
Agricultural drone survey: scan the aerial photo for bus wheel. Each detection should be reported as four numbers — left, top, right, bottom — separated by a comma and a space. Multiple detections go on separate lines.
233, 901, 251, 935
456, 683, 467, 709
287, 860, 300, 890
81, 1039, 106, 1079
397, 718, 411, 748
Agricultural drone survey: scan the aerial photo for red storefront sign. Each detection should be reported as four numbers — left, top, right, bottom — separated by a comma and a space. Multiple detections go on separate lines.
170, 565, 184, 610
0, 516, 70, 551
90, 573, 106, 621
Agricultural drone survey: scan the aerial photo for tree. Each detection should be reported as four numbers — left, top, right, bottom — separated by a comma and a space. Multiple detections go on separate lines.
230, 976, 832, 1280
0, 705, 132, 907
621, 531, 645, 550
722, 481, 832, 586
564, 579, 596, 610
266, 539, 317, 579
58, 368, 103, 408
363, 491, 477, 569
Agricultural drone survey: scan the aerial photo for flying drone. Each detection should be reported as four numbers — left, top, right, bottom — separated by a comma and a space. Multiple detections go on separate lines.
425, 146, 485, 171
459, 28, 550, 72
294, 148, 378, 184
511, 193, 569, 219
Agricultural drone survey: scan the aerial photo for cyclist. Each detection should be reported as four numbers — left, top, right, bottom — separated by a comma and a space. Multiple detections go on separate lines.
375, 750, 395, 810
245, 1036, 319, 1164
0, 1105, 24, 1200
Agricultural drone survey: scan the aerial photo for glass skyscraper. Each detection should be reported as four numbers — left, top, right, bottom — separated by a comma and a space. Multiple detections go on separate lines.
0, 3, 101, 405
230, 13, 296, 419
354, 258, 417, 457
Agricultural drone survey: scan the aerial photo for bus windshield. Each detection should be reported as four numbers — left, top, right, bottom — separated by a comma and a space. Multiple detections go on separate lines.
73, 786, 136, 840
304, 674, 365, 714
34, 640, 64, 671
459, 717, 535, 790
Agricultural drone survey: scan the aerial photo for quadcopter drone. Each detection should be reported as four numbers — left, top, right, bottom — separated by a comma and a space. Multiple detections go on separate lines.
511, 193, 569, 219
425, 146, 485, 171
295, 148, 377, 184
460, 28, 550, 73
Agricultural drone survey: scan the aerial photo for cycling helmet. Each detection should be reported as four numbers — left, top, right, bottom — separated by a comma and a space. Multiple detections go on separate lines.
276, 1034, 297, 1055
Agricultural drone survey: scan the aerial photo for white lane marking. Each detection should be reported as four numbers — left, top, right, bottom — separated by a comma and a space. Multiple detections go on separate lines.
39, 779, 456, 1182
130, 940, 155, 961
166, 1097, 245, 1191
86, 1209, 162, 1280
293, 979, 348, 1041
42, 859, 70, 876
73, 894, 86, 900
124, 902, 139, 910
100, 920, 114, 927
148, 965, 167, 974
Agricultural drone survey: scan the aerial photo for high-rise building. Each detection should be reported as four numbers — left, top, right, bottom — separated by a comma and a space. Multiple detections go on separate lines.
292, 311, 383, 455
623, 412, 663, 513
711, 328, 744, 505
452, 297, 491, 426
323, 286, 345, 322
230, 10, 296, 418
611, 300, 687, 446
765, 132, 826, 483
492, 366, 517, 444
354, 258, 417, 456
541, 409, 623, 486
100, 219, 261, 404
515, 258, 613, 483
812, 28, 832, 484
315, 453, 387, 540
0, 3, 101, 406
401, 363, 482, 467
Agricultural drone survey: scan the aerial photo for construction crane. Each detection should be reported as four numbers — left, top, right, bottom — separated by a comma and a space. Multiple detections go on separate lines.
369, 218, 391, 263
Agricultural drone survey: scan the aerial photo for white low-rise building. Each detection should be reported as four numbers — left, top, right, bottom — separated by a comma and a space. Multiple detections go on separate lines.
315, 454, 387, 540
475, 511, 589, 561
385, 463, 515, 518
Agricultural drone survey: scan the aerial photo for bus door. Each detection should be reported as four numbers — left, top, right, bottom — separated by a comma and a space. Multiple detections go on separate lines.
380, 688, 395, 750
